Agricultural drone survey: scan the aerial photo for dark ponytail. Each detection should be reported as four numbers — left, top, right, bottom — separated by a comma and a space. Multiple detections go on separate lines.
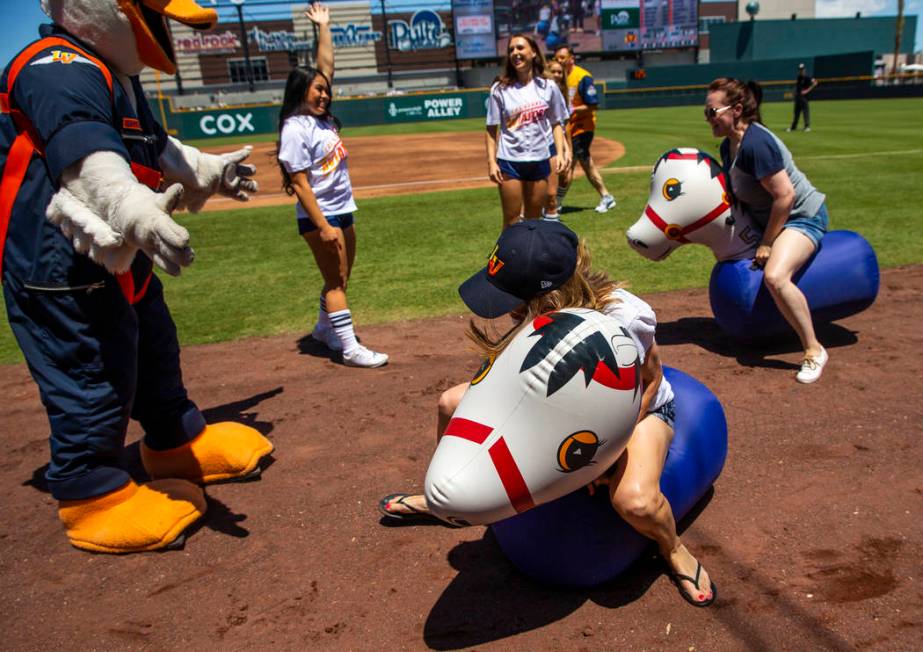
276, 66, 340, 196
708, 77, 764, 125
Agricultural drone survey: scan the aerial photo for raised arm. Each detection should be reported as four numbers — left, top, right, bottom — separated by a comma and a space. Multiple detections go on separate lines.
306, 2, 334, 82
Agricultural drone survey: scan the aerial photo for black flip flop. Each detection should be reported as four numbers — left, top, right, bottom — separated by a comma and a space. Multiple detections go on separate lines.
378, 493, 445, 525
670, 561, 717, 608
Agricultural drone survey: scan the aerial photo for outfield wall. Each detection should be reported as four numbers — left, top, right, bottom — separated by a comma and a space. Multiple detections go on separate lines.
155, 88, 493, 139
151, 66, 923, 139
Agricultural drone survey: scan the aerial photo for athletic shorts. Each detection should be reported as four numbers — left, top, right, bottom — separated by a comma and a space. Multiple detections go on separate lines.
648, 399, 676, 430
571, 131, 595, 161
498, 158, 551, 182
784, 203, 829, 249
298, 212, 355, 235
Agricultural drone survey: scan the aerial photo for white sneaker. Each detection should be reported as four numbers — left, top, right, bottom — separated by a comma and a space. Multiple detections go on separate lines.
804, 127, 811, 132
312, 326, 343, 351
343, 345, 389, 368
594, 194, 616, 213
785, 127, 792, 132
795, 347, 828, 384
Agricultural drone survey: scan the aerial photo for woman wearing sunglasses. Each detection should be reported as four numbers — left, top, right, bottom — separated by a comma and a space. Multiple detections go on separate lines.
704, 78, 830, 384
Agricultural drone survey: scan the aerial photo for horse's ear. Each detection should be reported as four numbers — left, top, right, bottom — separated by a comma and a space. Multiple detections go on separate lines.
654, 149, 679, 174
705, 155, 723, 179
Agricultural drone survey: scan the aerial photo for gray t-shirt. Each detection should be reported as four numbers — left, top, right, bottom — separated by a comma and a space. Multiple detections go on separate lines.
720, 122, 825, 228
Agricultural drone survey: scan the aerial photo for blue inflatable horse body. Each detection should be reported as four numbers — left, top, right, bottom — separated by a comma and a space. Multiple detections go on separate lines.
490, 368, 728, 588
625, 148, 879, 340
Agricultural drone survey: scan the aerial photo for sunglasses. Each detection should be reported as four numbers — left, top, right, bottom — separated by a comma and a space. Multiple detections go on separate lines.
704, 105, 733, 119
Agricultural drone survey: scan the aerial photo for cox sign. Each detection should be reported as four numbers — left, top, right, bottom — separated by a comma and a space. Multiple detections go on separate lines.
199, 112, 255, 136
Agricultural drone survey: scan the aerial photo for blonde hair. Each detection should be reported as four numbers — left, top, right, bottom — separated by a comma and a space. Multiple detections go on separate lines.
544, 60, 568, 99
466, 239, 625, 359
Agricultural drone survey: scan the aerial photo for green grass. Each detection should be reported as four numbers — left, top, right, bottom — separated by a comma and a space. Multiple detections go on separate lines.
2, 98, 922, 364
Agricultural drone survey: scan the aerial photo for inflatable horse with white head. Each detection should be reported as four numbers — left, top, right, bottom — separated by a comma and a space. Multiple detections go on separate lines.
624, 148, 879, 340
0, 0, 272, 554
424, 309, 643, 527
626, 148, 760, 262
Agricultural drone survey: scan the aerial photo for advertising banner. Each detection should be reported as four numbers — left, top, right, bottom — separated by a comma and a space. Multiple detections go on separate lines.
453, 0, 497, 60
601, 0, 641, 52
493, 0, 696, 56
371, 0, 455, 70
602, 0, 697, 51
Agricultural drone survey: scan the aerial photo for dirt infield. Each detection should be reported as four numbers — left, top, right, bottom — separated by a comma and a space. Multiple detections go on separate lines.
1, 265, 920, 650
200, 131, 626, 210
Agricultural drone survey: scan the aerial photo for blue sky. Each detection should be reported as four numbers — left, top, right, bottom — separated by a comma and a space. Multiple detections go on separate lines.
1, 0, 920, 68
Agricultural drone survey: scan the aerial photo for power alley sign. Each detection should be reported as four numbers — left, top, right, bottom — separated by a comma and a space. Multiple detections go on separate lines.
386, 95, 465, 122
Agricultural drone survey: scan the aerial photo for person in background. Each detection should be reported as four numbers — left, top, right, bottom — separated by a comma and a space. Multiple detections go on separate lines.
787, 63, 818, 132
553, 44, 616, 214
542, 58, 572, 221
485, 34, 568, 229
276, 3, 388, 368
706, 77, 830, 383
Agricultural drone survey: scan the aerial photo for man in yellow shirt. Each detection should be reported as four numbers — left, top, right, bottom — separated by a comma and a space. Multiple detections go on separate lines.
554, 44, 616, 213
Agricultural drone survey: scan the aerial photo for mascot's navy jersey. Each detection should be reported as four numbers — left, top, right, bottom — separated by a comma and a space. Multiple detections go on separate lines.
0, 24, 167, 289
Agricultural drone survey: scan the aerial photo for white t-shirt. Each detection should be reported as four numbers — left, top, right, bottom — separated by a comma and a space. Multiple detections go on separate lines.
486, 77, 569, 162
603, 289, 674, 412
278, 114, 358, 218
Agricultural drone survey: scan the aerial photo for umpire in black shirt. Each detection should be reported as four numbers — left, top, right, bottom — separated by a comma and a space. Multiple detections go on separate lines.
788, 63, 818, 132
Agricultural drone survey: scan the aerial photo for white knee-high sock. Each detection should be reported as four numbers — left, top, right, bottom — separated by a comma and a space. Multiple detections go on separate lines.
328, 309, 359, 354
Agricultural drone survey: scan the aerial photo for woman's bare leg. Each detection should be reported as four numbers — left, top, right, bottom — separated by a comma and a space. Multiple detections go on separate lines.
609, 415, 714, 604
762, 229, 823, 359
499, 179, 525, 229
303, 228, 348, 312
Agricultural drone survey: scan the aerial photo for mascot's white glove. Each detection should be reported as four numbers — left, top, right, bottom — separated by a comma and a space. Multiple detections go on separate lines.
47, 151, 194, 276
158, 136, 258, 212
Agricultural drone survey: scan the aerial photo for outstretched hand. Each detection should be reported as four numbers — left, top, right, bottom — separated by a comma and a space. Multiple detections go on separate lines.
218, 146, 258, 201
305, 2, 330, 25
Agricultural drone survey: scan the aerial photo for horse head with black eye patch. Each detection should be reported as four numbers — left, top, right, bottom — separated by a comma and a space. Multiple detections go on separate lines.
625, 148, 760, 262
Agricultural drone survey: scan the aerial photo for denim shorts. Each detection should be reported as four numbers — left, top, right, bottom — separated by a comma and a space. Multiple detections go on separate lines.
498, 158, 551, 182
647, 399, 676, 429
298, 212, 355, 235
784, 203, 829, 249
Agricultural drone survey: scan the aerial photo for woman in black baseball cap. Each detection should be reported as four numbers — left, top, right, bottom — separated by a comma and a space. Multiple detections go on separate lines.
380, 220, 716, 607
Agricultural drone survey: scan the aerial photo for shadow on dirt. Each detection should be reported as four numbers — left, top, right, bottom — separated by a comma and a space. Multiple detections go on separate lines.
656, 315, 859, 369
296, 334, 340, 362
423, 492, 713, 649
22, 387, 282, 503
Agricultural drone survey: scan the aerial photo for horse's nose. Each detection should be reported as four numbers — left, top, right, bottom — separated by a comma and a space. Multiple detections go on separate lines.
424, 441, 518, 525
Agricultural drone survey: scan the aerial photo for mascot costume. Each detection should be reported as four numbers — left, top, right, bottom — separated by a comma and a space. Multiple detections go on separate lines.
0, 0, 273, 553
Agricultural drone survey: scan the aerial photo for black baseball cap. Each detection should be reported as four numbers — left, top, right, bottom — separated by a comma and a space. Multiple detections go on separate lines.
458, 220, 579, 318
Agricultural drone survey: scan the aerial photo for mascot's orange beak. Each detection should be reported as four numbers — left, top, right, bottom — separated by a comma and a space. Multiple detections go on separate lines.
118, 0, 218, 74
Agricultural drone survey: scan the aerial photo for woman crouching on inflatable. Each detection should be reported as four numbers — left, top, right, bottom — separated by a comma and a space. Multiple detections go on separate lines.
379, 220, 716, 607
705, 78, 830, 383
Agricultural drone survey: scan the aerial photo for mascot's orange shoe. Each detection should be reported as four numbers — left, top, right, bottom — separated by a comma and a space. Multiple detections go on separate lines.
58, 479, 206, 554
141, 422, 273, 484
